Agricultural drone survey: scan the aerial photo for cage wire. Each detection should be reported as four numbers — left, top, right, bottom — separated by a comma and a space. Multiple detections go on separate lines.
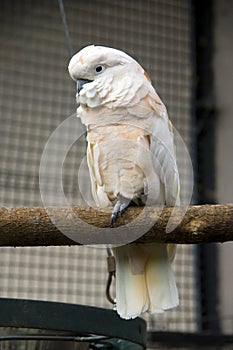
1, 0, 198, 336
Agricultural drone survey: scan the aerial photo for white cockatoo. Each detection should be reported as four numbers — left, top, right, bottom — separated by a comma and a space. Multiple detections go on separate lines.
68, 45, 180, 319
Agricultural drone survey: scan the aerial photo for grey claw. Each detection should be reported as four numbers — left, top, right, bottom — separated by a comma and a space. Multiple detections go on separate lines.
110, 197, 130, 226
119, 202, 129, 216
110, 213, 117, 227
120, 209, 126, 217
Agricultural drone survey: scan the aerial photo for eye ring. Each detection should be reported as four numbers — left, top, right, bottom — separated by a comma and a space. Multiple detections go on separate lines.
95, 65, 105, 74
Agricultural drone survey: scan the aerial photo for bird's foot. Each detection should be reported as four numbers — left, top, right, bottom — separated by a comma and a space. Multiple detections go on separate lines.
110, 197, 131, 226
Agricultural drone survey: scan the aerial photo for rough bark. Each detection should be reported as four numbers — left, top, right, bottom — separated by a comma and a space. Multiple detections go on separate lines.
0, 205, 232, 247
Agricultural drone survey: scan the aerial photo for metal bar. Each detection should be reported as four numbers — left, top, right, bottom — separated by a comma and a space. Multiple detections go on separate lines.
189, 0, 203, 332
148, 331, 233, 348
0, 298, 147, 348
193, 0, 220, 332
0, 334, 124, 350
0, 335, 108, 342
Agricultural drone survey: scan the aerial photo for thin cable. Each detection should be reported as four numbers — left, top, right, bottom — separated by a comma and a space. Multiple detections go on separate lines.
58, 0, 115, 306
58, 0, 74, 57
106, 246, 116, 305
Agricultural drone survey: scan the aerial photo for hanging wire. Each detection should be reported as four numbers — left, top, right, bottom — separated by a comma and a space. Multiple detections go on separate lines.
106, 246, 116, 305
57, 0, 116, 306
58, 0, 74, 57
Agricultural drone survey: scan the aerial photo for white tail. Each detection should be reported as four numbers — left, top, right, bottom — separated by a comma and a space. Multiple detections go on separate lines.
113, 243, 179, 319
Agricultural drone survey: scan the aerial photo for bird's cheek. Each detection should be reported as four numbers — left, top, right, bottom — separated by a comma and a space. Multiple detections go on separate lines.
85, 87, 98, 99
78, 89, 101, 108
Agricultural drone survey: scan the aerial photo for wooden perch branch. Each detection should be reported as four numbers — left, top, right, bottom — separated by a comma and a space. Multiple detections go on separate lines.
0, 205, 232, 247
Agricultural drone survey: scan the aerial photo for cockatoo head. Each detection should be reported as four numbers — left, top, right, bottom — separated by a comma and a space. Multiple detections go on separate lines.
68, 45, 152, 108
68, 45, 138, 82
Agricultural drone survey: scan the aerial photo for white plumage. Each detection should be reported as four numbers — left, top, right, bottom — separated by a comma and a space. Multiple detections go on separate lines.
68, 45, 180, 319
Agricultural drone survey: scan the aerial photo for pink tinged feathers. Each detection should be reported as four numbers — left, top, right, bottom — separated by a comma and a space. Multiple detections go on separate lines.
68, 45, 180, 319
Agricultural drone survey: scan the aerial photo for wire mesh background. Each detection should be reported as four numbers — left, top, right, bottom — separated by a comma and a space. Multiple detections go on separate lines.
0, 0, 198, 335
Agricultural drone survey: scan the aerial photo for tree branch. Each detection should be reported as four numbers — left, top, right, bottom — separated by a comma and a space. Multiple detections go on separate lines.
0, 205, 232, 247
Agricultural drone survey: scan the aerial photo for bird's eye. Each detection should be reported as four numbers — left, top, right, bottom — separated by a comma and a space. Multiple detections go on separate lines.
95, 65, 105, 74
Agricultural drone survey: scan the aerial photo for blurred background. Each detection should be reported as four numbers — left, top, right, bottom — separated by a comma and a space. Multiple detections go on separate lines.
0, 0, 232, 348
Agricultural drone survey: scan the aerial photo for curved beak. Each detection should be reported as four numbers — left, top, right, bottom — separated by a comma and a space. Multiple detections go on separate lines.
76, 79, 93, 93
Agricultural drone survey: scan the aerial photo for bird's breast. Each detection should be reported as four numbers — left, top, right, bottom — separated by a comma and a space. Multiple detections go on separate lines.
88, 124, 153, 201
87, 124, 150, 143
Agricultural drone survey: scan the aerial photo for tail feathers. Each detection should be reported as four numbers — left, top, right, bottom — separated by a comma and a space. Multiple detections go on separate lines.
114, 244, 178, 319
114, 246, 149, 319
146, 244, 179, 313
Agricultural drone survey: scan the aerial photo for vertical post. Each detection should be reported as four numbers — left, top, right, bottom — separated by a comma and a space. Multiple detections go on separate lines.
193, 0, 220, 332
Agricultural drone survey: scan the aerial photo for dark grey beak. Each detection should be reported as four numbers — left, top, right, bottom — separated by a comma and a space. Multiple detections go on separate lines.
76, 79, 92, 93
